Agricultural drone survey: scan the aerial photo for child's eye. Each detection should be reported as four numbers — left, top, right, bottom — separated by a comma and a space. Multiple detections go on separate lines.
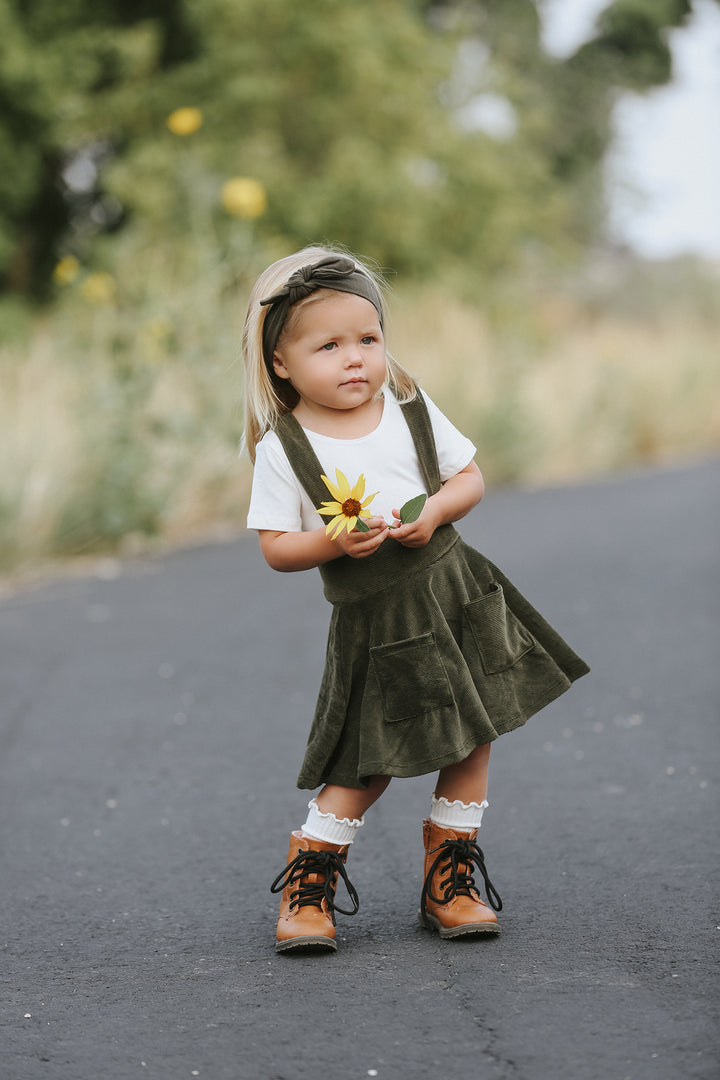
361, 335, 377, 345
320, 341, 337, 351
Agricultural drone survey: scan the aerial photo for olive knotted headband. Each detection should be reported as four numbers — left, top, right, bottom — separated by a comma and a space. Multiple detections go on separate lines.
259, 255, 384, 368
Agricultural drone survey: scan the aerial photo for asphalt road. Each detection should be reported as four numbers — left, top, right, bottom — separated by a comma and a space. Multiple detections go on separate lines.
1, 459, 718, 1080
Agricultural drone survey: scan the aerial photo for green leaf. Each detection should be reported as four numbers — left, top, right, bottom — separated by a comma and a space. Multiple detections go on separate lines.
354, 517, 371, 532
399, 493, 427, 524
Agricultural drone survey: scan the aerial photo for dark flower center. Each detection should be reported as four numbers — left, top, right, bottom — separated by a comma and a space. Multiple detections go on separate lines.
342, 498, 362, 517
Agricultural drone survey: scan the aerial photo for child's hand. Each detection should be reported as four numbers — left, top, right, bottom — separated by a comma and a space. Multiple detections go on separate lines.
388, 505, 438, 548
333, 517, 389, 559
389, 463, 484, 548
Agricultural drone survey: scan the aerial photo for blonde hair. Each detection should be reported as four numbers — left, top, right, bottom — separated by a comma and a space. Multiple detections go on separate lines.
241, 244, 416, 461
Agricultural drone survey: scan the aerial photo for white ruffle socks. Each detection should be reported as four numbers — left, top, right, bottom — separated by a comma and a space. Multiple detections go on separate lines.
299, 794, 489, 843
429, 794, 488, 832
301, 798, 364, 846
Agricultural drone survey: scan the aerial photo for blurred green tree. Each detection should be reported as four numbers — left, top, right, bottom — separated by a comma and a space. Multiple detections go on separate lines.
0, 0, 713, 299
425, 0, 699, 245
0, 0, 197, 297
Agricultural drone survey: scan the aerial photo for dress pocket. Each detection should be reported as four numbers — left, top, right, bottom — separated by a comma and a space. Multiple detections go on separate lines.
370, 632, 454, 722
464, 582, 535, 675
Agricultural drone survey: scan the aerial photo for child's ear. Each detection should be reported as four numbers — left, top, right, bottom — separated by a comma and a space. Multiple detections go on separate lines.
272, 354, 290, 380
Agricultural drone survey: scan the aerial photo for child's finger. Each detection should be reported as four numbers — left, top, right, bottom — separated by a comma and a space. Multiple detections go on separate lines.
346, 524, 388, 558
356, 516, 382, 532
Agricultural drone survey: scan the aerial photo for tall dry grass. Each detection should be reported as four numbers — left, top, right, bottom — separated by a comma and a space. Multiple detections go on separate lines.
390, 274, 720, 485
2, 246, 719, 575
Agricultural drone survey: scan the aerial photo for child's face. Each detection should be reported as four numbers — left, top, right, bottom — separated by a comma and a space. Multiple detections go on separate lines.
272, 291, 386, 421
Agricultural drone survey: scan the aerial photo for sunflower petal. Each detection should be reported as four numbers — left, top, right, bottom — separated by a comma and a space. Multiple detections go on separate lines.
334, 468, 352, 496
333, 517, 349, 540
350, 473, 366, 501
316, 501, 343, 517
360, 490, 379, 509
321, 474, 343, 502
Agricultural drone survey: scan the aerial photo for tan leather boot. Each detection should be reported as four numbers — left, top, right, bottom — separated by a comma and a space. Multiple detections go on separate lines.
270, 831, 359, 953
419, 819, 502, 938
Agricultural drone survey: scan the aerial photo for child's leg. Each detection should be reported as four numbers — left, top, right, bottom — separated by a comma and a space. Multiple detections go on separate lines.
434, 743, 490, 805
431, 743, 490, 831
315, 774, 392, 819
300, 774, 391, 846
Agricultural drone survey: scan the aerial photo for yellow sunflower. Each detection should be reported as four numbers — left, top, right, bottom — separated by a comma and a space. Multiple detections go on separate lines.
53, 255, 80, 285
221, 177, 268, 219
316, 469, 378, 540
166, 107, 203, 135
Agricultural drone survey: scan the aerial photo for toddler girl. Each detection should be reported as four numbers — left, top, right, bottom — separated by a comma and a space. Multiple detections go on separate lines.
243, 246, 589, 952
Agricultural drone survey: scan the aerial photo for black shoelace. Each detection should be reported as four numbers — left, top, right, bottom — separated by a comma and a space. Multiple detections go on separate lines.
270, 849, 360, 924
420, 837, 503, 919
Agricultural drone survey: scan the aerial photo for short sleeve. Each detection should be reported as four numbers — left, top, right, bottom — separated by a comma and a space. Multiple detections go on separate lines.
421, 390, 477, 481
246, 431, 304, 532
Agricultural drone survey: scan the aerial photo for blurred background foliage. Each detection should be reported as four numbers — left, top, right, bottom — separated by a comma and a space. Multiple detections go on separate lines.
0, 0, 701, 294
0, 0, 718, 573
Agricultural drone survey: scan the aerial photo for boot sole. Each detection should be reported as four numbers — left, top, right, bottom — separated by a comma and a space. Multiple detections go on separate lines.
275, 935, 337, 953
418, 911, 500, 938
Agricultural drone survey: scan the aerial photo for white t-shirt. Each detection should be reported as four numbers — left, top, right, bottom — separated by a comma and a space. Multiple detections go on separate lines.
246, 389, 476, 533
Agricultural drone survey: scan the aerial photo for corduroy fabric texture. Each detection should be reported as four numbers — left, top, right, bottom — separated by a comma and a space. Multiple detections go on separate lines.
273, 393, 590, 790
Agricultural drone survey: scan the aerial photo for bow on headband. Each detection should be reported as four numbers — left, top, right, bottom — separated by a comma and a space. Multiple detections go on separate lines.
260, 255, 383, 367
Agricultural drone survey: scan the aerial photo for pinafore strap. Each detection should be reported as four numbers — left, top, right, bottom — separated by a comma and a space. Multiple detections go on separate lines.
399, 392, 442, 496
273, 390, 458, 603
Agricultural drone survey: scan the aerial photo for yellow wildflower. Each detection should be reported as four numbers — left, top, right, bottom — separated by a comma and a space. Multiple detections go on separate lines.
53, 255, 80, 285
166, 107, 203, 135
80, 272, 116, 305
140, 317, 175, 360
317, 469, 378, 540
141, 316, 174, 341
221, 177, 267, 219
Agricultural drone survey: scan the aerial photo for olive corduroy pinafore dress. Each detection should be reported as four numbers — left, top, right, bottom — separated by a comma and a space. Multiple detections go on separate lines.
274, 393, 590, 791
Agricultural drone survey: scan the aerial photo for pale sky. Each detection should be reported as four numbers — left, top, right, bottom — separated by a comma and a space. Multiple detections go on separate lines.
541, 0, 720, 259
